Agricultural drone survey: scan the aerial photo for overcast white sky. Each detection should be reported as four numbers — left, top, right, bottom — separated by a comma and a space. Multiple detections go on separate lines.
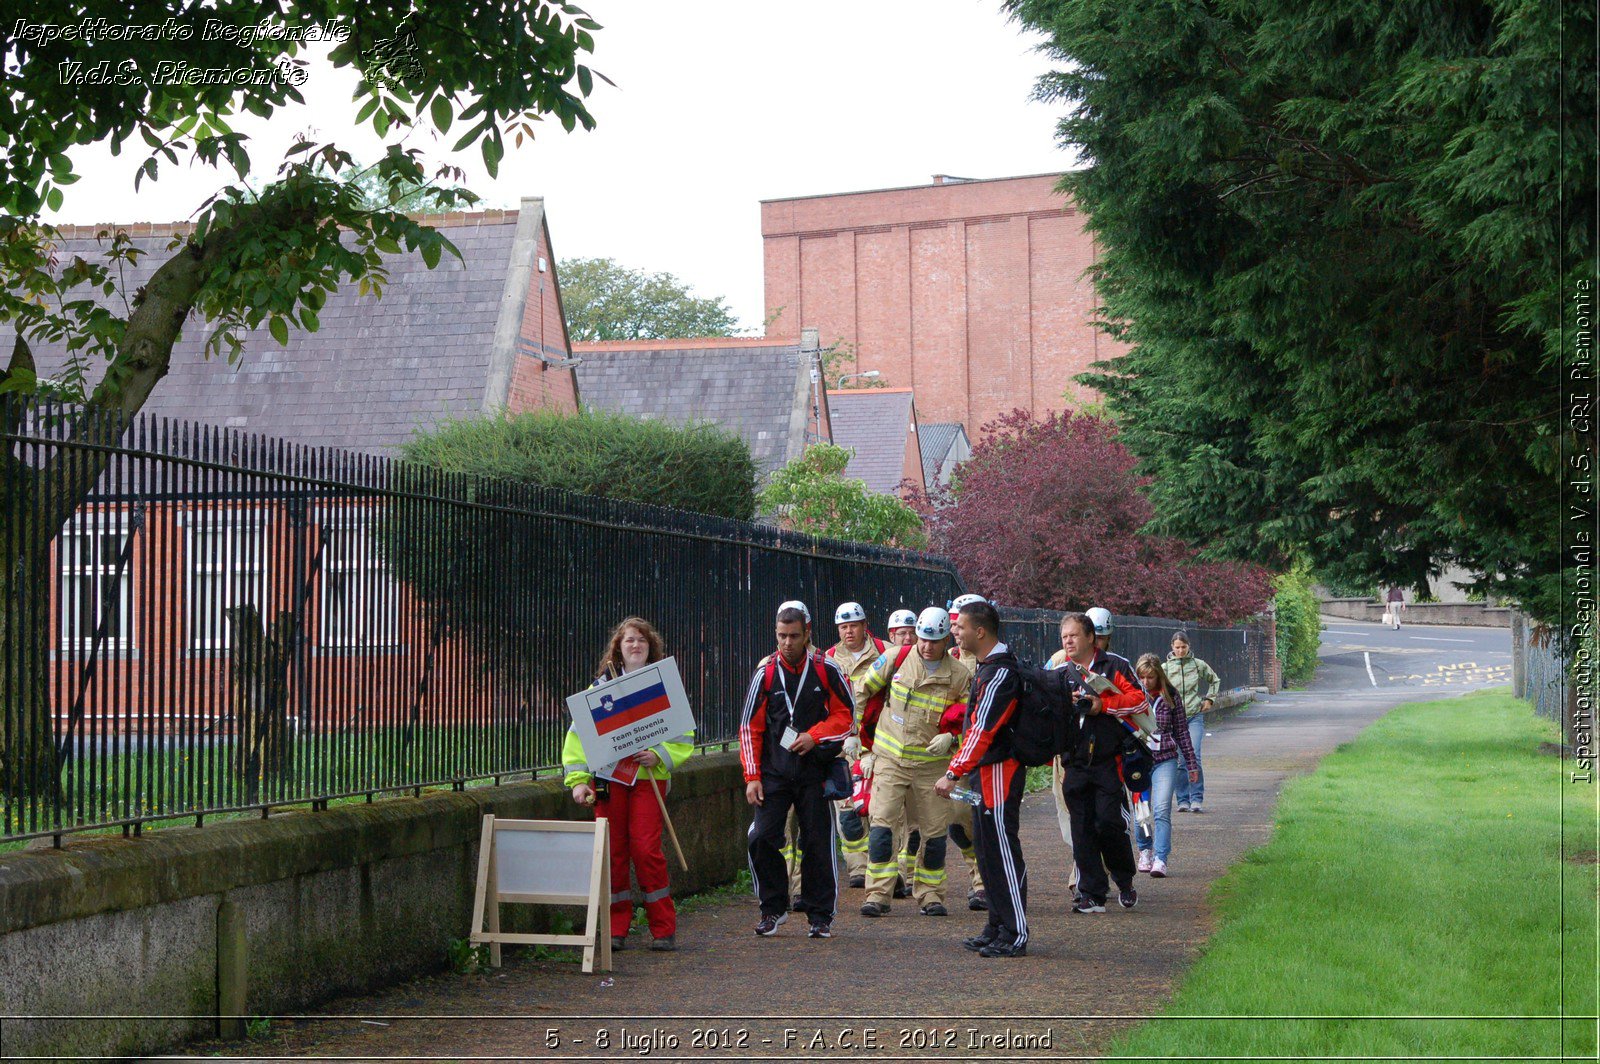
43, 0, 1078, 331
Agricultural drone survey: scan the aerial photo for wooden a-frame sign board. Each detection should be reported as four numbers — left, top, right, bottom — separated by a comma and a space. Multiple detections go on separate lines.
469, 815, 612, 974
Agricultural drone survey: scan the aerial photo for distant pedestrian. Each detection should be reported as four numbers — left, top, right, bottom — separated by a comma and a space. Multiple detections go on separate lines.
563, 617, 695, 952
1132, 654, 1199, 878
1164, 631, 1219, 814
741, 600, 855, 939
1386, 586, 1406, 629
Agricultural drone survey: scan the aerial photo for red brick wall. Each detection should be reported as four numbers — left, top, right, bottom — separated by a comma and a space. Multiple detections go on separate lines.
45, 500, 503, 736
762, 174, 1125, 432
507, 220, 580, 415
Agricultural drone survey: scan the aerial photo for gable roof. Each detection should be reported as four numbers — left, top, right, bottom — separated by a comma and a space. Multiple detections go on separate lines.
7, 200, 572, 454
919, 421, 969, 486
572, 338, 816, 474
826, 388, 921, 495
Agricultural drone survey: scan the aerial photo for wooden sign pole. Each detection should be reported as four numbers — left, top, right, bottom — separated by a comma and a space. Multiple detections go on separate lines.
646, 776, 689, 871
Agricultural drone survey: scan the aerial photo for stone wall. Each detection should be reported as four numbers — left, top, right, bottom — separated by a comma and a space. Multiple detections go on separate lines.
0, 751, 749, 1060
1319, 597, 1513, 627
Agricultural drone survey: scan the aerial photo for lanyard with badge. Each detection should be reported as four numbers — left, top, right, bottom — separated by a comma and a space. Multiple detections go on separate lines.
776, 654, 813, 750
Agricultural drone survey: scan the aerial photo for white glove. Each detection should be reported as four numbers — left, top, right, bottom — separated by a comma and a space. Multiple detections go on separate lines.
858, 753, 875, 779
925, 732, 956, 757
842, 735, 862, 760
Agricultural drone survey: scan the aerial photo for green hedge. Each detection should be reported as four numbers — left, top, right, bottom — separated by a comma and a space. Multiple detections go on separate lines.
1273, 564, 1321, 687
399, 409, 758, 521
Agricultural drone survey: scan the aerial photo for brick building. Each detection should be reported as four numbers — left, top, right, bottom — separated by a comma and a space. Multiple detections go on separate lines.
826, 388, 926, 498
762, 173, 1119, 434
572, 336, 829, 475
6, 200, 582, 733
17, 199, 580, 448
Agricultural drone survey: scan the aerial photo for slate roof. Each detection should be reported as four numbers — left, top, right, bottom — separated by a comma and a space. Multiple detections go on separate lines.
919, 421, 969, 487
7, 201, 562, 454
572, 339, 814, 475
826, 388, 921, 496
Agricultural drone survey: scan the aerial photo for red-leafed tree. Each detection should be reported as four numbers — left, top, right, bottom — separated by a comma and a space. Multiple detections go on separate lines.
913, 409, 1273, 625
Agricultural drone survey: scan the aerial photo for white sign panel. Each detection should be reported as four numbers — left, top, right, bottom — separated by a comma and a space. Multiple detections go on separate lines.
470, 816, 612, 973
565, 657, 696, 769
494, 823, 596, 897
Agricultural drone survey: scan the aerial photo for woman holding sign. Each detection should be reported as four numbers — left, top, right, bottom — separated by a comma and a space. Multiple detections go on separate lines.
563, 618, 695, 952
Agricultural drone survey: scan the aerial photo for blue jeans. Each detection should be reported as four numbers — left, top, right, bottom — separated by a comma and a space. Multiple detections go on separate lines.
1174, 715, 1205, 805
1136, 758, 1184, 861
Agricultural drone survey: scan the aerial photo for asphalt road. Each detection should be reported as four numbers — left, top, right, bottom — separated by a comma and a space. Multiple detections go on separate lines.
1312, 616, 1511, 694
175, 617, 1514, 1063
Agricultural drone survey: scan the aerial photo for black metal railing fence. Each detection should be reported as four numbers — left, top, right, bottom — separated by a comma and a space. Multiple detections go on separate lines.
1, 399, 962, 841
1512, 611, 1572, 733
998, 606, 1271, 691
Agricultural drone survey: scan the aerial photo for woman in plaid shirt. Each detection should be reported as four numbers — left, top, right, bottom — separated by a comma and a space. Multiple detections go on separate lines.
1132, 653, 1199, 879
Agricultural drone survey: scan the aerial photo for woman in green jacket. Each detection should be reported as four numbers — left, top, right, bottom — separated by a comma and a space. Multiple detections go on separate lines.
1163, 631, 1220, 813
562, 617, 695, 952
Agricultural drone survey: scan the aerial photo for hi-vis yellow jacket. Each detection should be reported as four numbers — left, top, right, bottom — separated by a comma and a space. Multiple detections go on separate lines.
856, 648, 973, 764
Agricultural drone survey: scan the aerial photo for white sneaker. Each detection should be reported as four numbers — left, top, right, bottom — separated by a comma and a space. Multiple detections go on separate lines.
1190, 802, 1204, 814
1136, 850, 1152, 873
1150, 858, 1168, 878
1176, 801, 1191, 813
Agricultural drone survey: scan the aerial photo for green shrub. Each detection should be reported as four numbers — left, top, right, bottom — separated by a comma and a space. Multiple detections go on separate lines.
757, 443, 927, 549
400, 408, 758, 521
1273, 564, 1322, 687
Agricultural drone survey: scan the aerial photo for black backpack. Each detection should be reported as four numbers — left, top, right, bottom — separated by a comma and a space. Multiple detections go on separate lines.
1008, 662, 1083, 767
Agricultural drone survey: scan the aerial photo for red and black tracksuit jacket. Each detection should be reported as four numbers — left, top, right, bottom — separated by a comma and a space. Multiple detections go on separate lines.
1064, 650, 1146, 767
947, 645, 1022, 807
738, 647, 854, 784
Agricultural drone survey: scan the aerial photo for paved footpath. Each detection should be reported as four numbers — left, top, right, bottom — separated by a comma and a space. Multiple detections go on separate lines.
189, 621, 1510, 1063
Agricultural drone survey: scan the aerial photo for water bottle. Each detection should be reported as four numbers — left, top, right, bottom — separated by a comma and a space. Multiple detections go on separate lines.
948, 786, 984, 807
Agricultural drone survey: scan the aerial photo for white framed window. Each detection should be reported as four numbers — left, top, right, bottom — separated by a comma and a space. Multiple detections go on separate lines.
57, 514, 135, 653
183, 511, 269, 651
317, 511, 400, 649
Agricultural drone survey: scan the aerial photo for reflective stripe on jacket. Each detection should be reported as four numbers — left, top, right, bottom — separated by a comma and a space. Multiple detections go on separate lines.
857, 648, 972, 764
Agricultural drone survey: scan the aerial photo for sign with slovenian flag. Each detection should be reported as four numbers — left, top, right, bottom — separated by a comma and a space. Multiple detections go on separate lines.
565, 657, 696, 770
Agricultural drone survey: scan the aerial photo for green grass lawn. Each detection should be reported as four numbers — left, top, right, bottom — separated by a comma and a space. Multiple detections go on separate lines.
1110, 688, 1597, 1062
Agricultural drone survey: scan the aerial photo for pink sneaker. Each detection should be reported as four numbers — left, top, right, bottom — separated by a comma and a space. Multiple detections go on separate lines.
1150, 858, 1168, 878
1136, 850, 1152, 873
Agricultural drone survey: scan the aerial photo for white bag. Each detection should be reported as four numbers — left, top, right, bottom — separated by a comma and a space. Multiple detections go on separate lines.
1381, 611, 1394, 626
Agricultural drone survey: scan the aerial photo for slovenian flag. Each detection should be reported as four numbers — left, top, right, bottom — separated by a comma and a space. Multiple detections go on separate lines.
590, 672, 673, 736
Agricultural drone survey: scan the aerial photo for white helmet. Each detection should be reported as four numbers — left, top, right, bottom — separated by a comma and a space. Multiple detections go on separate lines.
1086, 606, 1114, 635
949, 593, 987, 616
887, 608, 918, 631
915, 606, 951, 641
834, 601, 867, 624
777, 599, 811, 623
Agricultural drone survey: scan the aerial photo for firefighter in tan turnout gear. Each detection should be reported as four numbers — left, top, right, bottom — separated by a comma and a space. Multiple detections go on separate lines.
825, 601, 883, 885
856, 606, 974, 917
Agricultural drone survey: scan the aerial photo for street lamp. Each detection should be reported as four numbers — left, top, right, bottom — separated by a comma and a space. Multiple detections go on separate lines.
836, 370, 881, 388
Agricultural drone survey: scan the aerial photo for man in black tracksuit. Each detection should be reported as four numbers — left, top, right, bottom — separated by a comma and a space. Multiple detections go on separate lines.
1057, 611, 1147, 912
935, 599, 1028, 958
740, 601, 855, 938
